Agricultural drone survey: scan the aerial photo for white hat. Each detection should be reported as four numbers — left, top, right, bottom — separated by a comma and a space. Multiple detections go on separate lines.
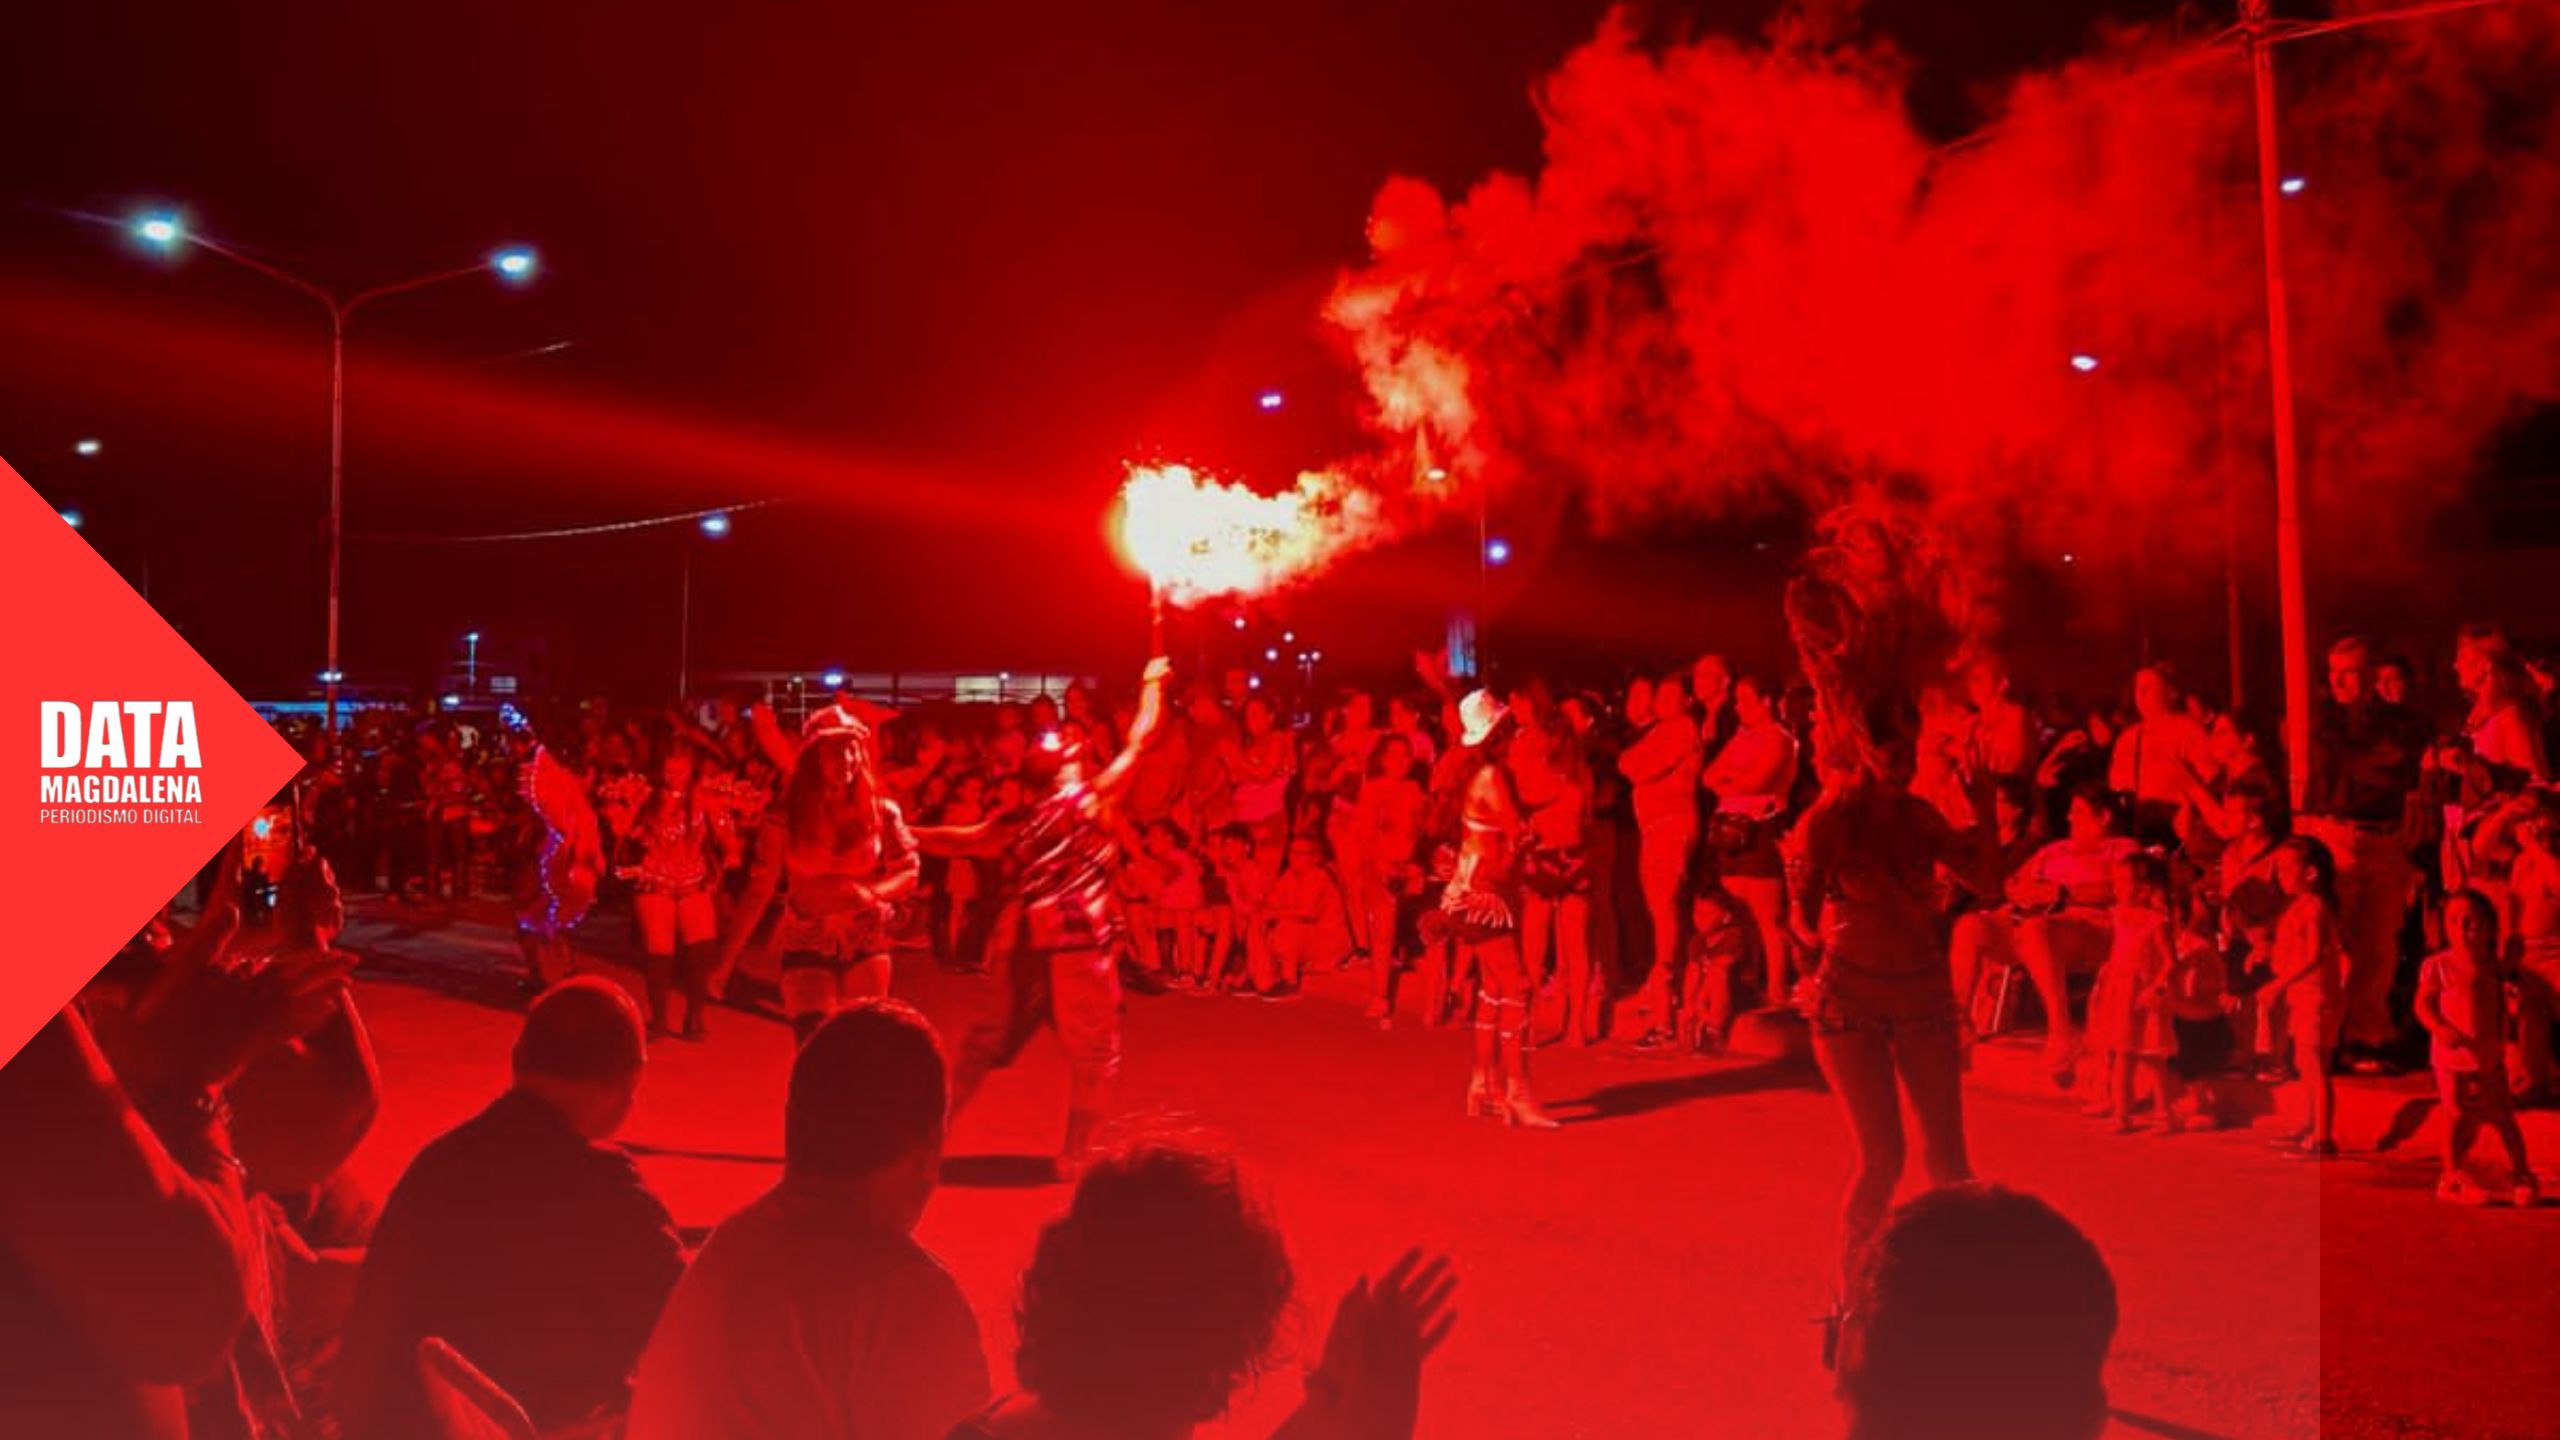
801, 703, 872, 744
1457, 689, 1510, 748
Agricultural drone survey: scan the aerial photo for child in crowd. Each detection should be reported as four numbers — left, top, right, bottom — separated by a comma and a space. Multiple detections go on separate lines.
1118, 822, 1173, 982
1203, 825, 1271, 992
1260, 834, 1349, 997
2093, 853, 2183, 1135
2416, 890, 2539, 1206
2209, 787, 2291, 1078
2261, 836, 2349, 1160
1141, 820, 1210, 988
2164, 902, 2234, 1128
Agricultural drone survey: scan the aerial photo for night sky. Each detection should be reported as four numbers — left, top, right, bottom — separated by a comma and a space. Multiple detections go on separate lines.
1, 1, 2217, 697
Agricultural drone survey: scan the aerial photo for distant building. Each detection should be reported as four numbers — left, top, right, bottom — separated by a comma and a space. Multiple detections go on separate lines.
699, 668, 1093, 728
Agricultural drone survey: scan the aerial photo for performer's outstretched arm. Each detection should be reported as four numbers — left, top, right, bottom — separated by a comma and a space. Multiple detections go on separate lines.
1091, 655, 1174, 803
911, 818, 1008, 858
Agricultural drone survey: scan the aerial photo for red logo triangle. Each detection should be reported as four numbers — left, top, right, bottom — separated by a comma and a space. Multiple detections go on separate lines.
0, 459, 309, 1064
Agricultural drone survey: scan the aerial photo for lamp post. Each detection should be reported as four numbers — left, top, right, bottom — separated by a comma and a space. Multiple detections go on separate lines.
127, 211, 538, 733
464, 630, 482, 698
2239, 1, 2313, 813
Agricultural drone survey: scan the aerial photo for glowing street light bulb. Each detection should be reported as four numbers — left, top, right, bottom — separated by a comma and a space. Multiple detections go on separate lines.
1425, 467, 1449, 482
821, 669, 848, 689
2279, 176, 2307, 196
490, 246, 539, 282
74, 437, 103, 457
2069, 354, 2101, 374
699, 511, 732, 539
59, 508, 84, 529
132, 211, 185, 249
1485, 537, 1512, 565
1264, 647, 1280, 662
1257, 390, 1284, 411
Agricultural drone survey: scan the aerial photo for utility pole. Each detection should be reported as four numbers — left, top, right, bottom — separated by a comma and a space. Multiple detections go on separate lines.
2244, 0, 2313, 812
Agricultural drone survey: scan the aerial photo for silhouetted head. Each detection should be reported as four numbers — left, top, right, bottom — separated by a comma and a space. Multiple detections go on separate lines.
784, 1000, 949, 1233
2275, 834, 2339, 907
513, 977, 649, 1141
1734, 671, 1780, 728
2443, 888, 2498, 958
2132, 663, 2185, 723
1013, 1140, 1294, 1435
1838, 1184, 2117, 1440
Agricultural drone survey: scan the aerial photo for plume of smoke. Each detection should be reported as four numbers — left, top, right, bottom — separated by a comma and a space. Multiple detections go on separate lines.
1323, 0, 2560, 619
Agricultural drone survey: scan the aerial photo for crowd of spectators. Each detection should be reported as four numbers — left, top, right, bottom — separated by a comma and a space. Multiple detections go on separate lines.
14, 615, 2553, 1438
282, 620, 2560, 1167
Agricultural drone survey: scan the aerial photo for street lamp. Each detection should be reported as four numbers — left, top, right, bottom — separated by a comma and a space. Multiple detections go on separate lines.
73, 437, 102, 457
59, 508, 84, 529
463, 630, 482, 696
122, 209, 540, 733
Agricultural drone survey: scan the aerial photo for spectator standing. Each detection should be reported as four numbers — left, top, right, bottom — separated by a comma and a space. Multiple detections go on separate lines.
1621, 672, 1703, 1046
2107, 665, 2212, 847
2298, 637, 2430, 1057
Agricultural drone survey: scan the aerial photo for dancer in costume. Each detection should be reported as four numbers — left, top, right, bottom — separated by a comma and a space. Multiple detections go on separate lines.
508, 707, 604, 992
1431, 689, 1560, 1129
719, 704, 919, 1043
605, 745, 727, 1041
1782, 507, 2001, 1289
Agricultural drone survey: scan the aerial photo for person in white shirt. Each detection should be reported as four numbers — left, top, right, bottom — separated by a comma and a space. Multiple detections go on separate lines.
2107, 665, 2211, 845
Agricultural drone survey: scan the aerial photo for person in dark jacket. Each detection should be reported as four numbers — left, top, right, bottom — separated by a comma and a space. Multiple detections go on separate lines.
336, 977, 683, 1437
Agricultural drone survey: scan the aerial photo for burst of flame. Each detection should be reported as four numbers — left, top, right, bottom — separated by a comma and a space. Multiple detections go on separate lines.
1113, 462, 1378, 605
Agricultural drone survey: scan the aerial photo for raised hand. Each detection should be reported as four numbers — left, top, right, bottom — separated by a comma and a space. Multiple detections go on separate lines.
1307, 1248, 1458, 1440
1410, 648, 1453, 697
113, 844, 358, 1099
